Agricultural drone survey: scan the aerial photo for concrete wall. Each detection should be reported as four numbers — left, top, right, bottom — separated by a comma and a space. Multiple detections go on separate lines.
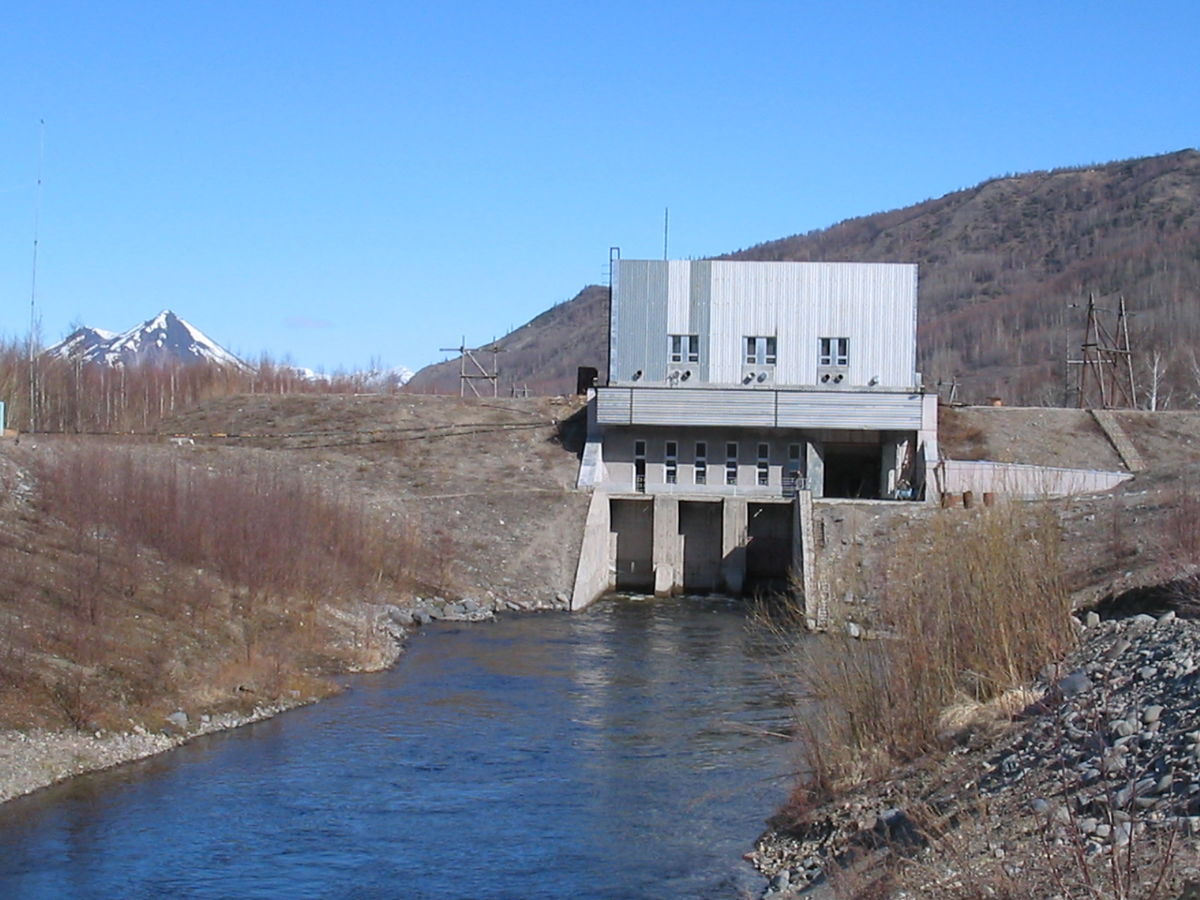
570, 490, 614, 610
597, 426, 844, 497
652, 494, 681, 595
935, 459, 1133, 499
570, 492, 798, 607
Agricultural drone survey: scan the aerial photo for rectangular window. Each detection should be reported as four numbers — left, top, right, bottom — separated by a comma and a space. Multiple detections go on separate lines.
665, 441, 678, 485
694, 441, 707, 485
634, 440, 646, 493
744, 336, 777, 366
785, 443, 805, 496
725, 442, 738, 486
757, 443, 770, 487
669, 334, 700, 364
819, 337, 849, 367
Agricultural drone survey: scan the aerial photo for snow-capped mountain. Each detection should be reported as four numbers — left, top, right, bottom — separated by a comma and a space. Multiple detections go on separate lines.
362, 364, 415, 388
47, 311, 249, 370
285, 364, 414, 387
46, 326, 119, 362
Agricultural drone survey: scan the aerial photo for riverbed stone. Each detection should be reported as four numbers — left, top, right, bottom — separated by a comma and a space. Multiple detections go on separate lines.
165, 711, 189, 731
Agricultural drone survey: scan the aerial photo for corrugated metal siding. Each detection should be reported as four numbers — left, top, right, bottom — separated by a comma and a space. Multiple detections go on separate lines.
599, 386, 921, 429
612, 259, 917, 390
632, 388, 775, 426
776, 392, 923, 429
596, 387, 632, 424
612, 261, 669, 383
666, 260, 691, 333
690, 261, 712, 383
706, 261, 916, 388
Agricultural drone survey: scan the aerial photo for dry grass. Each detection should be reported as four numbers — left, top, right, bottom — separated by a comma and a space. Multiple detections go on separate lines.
0, 439, 433, 731
776, 503, 1074, 801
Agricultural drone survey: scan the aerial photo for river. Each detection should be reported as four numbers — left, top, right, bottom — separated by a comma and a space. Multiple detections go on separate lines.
0, 596, 797, 899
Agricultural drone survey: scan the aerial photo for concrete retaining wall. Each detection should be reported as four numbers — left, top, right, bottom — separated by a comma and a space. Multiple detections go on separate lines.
570, 491, 613, 610
936, 459, 1132, 499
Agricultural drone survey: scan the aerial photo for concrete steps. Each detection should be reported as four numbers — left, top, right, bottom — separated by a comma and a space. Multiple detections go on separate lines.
1091, 409, 1146, 473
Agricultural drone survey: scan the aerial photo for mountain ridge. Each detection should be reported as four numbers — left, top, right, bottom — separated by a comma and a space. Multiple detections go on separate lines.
47, 310, 249, 371
409, 149, 1200, 405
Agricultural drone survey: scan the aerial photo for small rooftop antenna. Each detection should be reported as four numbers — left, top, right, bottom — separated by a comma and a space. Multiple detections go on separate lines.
663, 206, 669, 260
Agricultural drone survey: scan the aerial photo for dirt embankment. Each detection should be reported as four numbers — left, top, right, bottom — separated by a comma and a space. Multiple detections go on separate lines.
0, 393, 590, 803
158, 392, 591, 606
755, 406, 1200, 898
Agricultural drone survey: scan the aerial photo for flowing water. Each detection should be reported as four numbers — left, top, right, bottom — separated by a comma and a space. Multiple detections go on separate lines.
0, 596, 797, 899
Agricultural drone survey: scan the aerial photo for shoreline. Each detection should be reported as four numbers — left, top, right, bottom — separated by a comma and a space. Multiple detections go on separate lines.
0, 594, 521, 808
750, 606, 1200, 897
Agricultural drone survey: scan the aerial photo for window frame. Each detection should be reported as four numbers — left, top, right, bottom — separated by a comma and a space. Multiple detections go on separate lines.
819, 337, 849, 367
664, 440, 678, 485
669, 333, 700, 364
744, 336, 777, 366
756, 442, 770, 487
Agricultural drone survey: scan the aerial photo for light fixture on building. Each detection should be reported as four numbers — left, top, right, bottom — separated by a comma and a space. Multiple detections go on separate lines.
632, 370, 642, 381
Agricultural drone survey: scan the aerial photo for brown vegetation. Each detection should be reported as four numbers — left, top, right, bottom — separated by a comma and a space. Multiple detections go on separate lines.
406, 150, 1200, 409
0, 336, 393, 435
775, 504, 1074, 805
404, 283, 609, 396
732, 149, 1200, 406
0, 439, 429, 732
0, 391, 588, 735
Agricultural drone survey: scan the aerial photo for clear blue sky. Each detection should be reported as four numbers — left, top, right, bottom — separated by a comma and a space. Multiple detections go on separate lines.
1, 1, 1196, 374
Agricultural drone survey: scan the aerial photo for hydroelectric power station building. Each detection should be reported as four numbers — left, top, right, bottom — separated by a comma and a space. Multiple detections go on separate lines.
571, 259, 938, 608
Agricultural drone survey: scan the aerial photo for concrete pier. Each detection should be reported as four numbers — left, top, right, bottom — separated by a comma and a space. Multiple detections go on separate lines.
570, 491, 799, 611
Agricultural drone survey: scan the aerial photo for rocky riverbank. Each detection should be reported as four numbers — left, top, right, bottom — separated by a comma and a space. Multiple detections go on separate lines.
751, 595, 1200, 897
0, 596, 516, 807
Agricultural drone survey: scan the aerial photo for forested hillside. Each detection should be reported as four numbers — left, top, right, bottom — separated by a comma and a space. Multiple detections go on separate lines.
409, 149, 1200, 406
404, 284, 609, 396
732, 148, 1200, 405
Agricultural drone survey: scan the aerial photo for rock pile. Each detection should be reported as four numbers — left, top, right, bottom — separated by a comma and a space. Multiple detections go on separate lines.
753, 608, 1200, 897
382, 595, 499, 628
981, 611, 1200, 840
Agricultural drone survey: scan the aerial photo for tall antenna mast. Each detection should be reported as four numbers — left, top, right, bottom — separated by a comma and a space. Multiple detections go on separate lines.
27, 118, 44, 433
663, 206, 669, 260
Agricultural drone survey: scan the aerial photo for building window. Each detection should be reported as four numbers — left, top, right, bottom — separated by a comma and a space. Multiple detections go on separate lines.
665, 440, 678, 485
785, 443, 805, 496
694, 441, 707, 485
744, 336, 777, 366
757, 443, 770, 486
819, 337, 849, 367
669, 334, 699, 364
634, 440, 646, 493
725, 442, 738, 486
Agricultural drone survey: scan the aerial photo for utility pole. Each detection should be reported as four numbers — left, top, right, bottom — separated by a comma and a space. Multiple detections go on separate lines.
27, 119, 44, 433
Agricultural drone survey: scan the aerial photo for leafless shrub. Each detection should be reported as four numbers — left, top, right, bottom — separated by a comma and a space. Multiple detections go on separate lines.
33, 442, 409, 605
0, 439, 433, 729
775, 504, 1073, 795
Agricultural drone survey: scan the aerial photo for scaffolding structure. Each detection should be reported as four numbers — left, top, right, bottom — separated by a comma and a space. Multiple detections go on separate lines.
440, 338, 504, 398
